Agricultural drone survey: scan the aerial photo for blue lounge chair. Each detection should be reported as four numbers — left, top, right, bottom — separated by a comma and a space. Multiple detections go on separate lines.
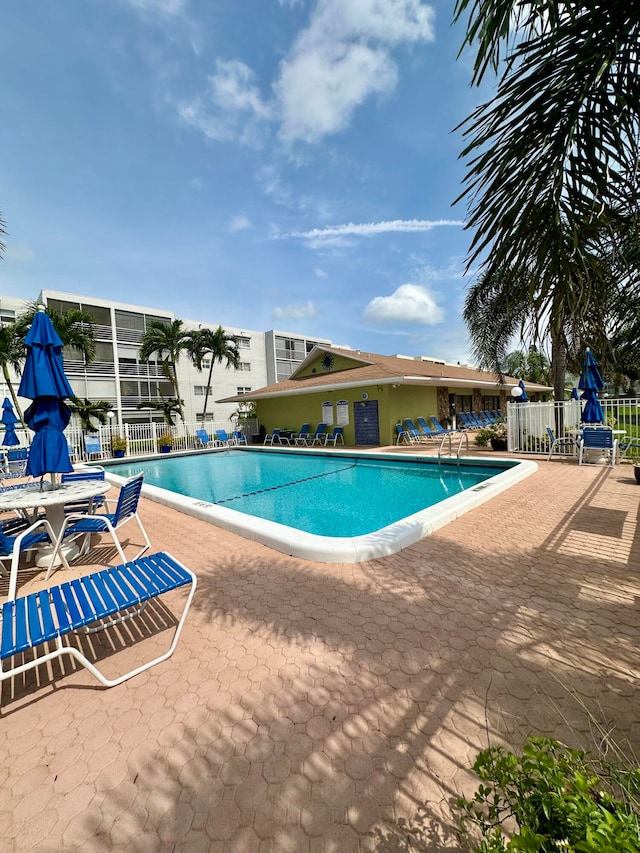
264, 428, 291, 446
231, 430, 247, 445
45, 473, 151, 583
309, 424, 328, 445
396, 424, 417, 445
195, 429, 213, 448
578, 427, 617, 467
0, 550, 197, 688
292, 424, 312, 445
403, 418, 431, 443
426, 416, 456, 435
215, 429, 231, 446
324, 426, 344, 446
457, 412, 475, 429
546, 427, 576, 461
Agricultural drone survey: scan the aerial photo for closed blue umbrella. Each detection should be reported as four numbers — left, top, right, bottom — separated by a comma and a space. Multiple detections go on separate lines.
518, 379, 529, 402
18, 307, 74, 483
1, 397, 20, 446
579, 348, 605, 424
570, 387, 579, 400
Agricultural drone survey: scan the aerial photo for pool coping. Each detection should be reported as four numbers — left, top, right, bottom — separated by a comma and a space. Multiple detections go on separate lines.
101, 447, 538, 563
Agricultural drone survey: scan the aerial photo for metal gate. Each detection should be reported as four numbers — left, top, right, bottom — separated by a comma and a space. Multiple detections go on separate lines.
354, 400, 379, 446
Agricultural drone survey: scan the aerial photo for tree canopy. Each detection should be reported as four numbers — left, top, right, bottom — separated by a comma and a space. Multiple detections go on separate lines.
454, 1, 640, 278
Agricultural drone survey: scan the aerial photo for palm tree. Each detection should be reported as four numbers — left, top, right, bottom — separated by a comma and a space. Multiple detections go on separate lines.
18, 302, 97, 365
139, 319, 189, 421
454, 1, 640, 279
68, 397, 113, 432
185, 326, 241, 423
137, 398, 182, 426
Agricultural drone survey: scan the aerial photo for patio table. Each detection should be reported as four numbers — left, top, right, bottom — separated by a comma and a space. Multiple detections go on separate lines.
0, 479, 111, 567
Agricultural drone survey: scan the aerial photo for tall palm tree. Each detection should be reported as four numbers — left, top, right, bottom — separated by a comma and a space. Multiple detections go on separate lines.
18, 302, 97, 365
454, 1, 640, 279
185, 326, 241, 423
139, 319, 189, 421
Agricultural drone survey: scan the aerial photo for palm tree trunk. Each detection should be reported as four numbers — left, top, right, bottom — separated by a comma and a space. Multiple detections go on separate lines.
201, 361, 215, 423
3, 364, 24, 422
551, 330, 567, 435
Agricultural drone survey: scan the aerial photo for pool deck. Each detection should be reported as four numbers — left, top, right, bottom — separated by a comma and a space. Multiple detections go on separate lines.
2, 449, 640, 851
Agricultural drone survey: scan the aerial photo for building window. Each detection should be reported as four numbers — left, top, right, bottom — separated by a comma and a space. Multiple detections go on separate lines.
236, 362, 251, 371
237, 386, 252, 395
194, 386, 211, 396
455, 395, 473, 413
237, 336, 251, 349
482, 395, 500, 411
201, 359, 211, 369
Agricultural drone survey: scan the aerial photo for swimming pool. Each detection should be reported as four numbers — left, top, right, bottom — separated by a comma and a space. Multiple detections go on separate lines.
102, 447, 537, 562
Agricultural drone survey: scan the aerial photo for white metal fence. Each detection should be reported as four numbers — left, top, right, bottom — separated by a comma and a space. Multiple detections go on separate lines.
6, 418, 259, 463
506, 398, 640, 457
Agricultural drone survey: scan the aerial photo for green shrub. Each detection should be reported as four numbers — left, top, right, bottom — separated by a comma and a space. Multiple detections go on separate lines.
457, 736, 640, 852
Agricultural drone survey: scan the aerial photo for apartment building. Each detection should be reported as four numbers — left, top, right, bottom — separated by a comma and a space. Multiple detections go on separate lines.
0, 290, 331, 427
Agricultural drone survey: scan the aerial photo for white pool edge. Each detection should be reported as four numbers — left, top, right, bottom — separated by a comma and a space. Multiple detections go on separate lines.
103, 449, 538, 564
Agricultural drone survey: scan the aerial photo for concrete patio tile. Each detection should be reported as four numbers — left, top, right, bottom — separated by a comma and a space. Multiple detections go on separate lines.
1, 457, 639, 849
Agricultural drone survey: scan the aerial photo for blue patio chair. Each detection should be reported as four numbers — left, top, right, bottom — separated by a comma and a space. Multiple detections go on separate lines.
482, 411, 497, 424
309, 424, 328, 445
292, 424, 312, 445
83, 433, 104, 460
396, 424, 416, 445
61, 467, 107, 515
264, 428, 291, 446
1, 515, 71, 601
231, 430, 247, 445
324, 426, 344, 446
578, 427, 618, 467
546, 427, 576, 461
195, 429, 213, 448
403, 418, 431, 443
457, 412, 476, 429
215, 429, 231, 446
45, 473, 151, 581
2, 448, 28, 480
426, 416, 456, 435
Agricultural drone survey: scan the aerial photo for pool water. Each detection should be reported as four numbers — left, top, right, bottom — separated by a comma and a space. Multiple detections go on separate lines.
108, 450, 511, 537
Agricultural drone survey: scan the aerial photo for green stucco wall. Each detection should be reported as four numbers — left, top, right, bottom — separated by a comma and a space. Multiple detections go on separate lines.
256, 384, 442, 446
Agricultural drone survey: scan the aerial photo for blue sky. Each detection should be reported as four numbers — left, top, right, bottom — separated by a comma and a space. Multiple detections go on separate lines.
0, 0, 490, 362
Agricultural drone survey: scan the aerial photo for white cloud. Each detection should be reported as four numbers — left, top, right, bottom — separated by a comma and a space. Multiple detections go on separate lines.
275, 42, 397, 143
5, 243, 34, 263
273, 301, 318, 320
178, 59, 272, 146
179, 0, 435, 146
229, 215, 251, 232
363, 283, 444, 325
275, 0, 435, 143
189, 177, 203, 191
280, 218, 464, 242
314, 267, 327, 278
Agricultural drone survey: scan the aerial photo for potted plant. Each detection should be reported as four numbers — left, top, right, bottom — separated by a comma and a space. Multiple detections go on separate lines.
111, 435, 127, 458
158, 432, 175, 453
475, 420, 508, 451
